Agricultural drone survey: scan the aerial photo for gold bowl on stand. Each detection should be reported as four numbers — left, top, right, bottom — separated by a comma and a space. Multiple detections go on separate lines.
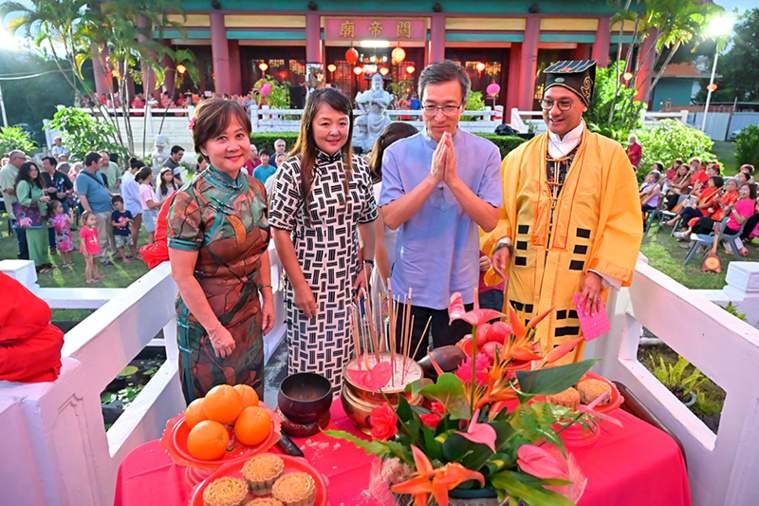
340, 352, 424, 434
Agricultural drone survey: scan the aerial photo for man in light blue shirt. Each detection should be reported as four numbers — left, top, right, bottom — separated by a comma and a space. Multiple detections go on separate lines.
379, 60, 502, 358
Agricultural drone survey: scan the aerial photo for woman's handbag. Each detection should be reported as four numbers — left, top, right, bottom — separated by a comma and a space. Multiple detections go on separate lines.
11, 201, 42, 228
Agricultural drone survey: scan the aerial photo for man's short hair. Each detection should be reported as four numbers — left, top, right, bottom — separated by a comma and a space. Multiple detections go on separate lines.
171, 145, 184, 155
275, 139, 285, 146
43, 156, 57, 167
260, 149, 271, 157
85, 151, 101, 167
418, 60, 471, 104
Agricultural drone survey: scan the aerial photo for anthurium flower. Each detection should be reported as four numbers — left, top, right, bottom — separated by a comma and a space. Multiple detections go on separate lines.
517, 443, 569, 481
391, 445, 485, 506
449, 292, 505, 327
576, 392, 623, 428
346, 361, 392, 391
455, 408, 497, 453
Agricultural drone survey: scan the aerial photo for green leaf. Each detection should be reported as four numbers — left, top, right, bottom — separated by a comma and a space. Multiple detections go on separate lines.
118, 366, 139, 376
491, 470, 576, 506
412, 373, 470, 420
322, 430, 391, 458
515, 360, 599, 397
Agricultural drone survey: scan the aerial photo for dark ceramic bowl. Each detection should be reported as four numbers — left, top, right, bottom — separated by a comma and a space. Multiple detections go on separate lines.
278, 372, 333, 425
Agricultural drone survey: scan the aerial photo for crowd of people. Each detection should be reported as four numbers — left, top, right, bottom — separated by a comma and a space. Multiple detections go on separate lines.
3, 59, 756, 401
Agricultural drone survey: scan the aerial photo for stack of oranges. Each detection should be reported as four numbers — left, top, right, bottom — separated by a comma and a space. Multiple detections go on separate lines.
184, 384, 273, 461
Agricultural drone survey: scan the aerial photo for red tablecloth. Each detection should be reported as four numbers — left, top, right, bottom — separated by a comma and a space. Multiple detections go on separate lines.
114, 400, 691, 506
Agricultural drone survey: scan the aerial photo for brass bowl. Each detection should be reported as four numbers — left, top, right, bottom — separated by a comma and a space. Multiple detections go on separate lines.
340, 353, 424, 434
278, 372, 333, 425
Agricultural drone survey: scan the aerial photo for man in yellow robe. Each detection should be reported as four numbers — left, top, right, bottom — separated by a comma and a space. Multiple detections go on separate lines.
483, 60, 643, 362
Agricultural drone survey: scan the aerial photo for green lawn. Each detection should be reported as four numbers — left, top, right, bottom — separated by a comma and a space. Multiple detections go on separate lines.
712, 141, 739, 176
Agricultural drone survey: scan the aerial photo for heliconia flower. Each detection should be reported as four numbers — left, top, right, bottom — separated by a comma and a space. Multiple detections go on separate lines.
449, 292, 505, 327
517, 443, 569, 481
455, 408, 497, 453
538, 337, 585, 367
391, 445, 485, 506
576, 392, 623, 428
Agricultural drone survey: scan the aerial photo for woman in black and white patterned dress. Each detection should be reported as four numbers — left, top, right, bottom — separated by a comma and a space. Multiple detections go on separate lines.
269, 88, 377, 390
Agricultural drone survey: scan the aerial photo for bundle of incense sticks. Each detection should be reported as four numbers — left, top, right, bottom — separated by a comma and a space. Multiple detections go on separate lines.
350, 273, 432, 389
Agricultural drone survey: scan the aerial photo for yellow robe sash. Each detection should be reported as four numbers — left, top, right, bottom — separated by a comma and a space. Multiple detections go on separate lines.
481, 129, 643, 362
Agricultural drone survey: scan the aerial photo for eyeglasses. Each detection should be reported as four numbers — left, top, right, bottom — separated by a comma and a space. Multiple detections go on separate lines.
422, 103, 463, 117
539, 99, 577, 111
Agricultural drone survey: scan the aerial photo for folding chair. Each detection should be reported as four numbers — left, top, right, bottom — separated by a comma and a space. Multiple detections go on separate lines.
683, 217, 746, 266
644, 194, 667, 234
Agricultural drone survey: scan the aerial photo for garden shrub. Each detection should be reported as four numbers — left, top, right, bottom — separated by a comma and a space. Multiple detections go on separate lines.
0, 126, 36, 155
735, 125, 759, 169
475, 133, 526, 159
45, 107, 122, 160
635, 119, 714, 178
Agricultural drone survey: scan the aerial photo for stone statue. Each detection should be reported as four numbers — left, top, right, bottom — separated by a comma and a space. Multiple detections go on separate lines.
354, 73, 394, 152
151, 135, 169, 178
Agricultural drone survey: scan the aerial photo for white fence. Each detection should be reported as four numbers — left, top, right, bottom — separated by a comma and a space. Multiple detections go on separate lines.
69, 106, 504, 156
509, 108, 690, 136
586, 260, 759, 506
0, 243, 286, 506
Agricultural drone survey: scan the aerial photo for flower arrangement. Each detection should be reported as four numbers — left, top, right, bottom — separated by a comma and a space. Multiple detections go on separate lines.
326, 291, 619, 505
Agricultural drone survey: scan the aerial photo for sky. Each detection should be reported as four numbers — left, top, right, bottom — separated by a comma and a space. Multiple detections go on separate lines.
714, 0, 754, 15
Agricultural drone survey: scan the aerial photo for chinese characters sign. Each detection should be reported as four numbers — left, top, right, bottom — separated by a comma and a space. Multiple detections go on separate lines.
325, 18, 426, 42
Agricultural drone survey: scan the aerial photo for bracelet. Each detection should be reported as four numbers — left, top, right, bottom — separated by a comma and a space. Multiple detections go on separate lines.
207, 322, 222, 342
363, 259, 374, 265
258, 284, 272, 291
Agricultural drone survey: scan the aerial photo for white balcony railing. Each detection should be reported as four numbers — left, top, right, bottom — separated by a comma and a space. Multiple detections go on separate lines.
2, 251, 758, 505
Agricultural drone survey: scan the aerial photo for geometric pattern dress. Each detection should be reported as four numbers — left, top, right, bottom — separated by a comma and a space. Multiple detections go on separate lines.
167, 165, 270, 403
269, 149, 378, 390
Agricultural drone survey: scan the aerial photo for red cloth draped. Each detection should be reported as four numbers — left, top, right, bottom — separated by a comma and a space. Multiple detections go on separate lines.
141, 198, 172, 269
0, 273, 64, 383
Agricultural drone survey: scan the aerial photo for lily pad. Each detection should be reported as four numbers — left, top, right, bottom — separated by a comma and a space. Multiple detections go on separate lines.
118, 366, 139, 377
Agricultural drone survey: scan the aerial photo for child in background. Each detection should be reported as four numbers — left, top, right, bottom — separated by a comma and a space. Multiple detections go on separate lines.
111, 195, 138, 263
155, 167, 179, 205
137, 166, 161, 245
79, 211, 102, 283
253, 149, 275, 185
48, 200, 75, 267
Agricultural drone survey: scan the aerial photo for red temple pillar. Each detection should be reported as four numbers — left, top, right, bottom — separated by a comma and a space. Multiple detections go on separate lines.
429, 15, 445, 64
506, 44, 522, 116
160, 40, 175, 98
635, 28, 657, 104
306, 12, 322, 63
518, 17, 540, 111
91, 46, 110, 100
592, 17, 611, 68
573, 43, 591, 61
228, 40, 241, 96
210, 12, 231, 95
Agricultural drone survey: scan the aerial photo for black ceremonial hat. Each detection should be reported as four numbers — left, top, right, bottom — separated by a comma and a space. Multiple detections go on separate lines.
543, 60, 597, 107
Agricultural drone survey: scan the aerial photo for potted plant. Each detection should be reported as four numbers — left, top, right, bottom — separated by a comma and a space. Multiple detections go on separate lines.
649, 355, 706, 407
327, 293, 619, 505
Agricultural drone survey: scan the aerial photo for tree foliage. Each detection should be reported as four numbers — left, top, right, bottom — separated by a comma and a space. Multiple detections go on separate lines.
585, 61, 645, 141
703, 8, 759, 102
0, 126, 37, 154
635, 119, 714, 176
735, 125, 759, 169
45, 106, 121, 160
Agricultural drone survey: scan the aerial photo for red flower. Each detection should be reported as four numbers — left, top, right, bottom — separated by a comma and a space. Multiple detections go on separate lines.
455, 353, 490, 386
370, 404, 398, 440
188, 118, 195, 131
420, 412, 441, 427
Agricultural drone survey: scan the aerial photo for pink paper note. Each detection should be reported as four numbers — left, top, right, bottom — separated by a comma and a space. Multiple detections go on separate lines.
573, 292, 611, 342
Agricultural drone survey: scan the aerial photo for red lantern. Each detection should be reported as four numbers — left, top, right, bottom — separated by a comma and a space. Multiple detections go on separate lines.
346, 47, 359, 64
353, 66, 363, 76
486, 82, 501, 97
327, 63, 337, 73
475, 62, 486, 73
623, 71, 633, 82
379, 66, 389, 76
391, 46, 406, 64
405, 65, 415, 74
707, 83, 718, 92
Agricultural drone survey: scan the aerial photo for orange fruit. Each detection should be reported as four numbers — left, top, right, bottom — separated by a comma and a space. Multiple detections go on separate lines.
234, 407, 272, 446
186, 420, 229, 461
185, 398, 208, 428
233, 384, 259, 409
203, 384, 243, 424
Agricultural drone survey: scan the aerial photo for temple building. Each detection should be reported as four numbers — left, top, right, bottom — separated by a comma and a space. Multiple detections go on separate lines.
93, 0, 640, 111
